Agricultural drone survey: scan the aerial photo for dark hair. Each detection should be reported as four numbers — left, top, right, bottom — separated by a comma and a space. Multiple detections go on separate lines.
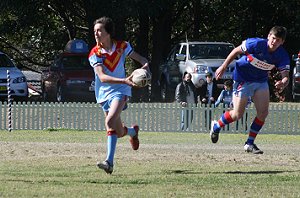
183, 72, 191, 79
224, 80, 233, 87
205, 72, 212, 77
269, 26, 287, 40
93, 17, 115, 38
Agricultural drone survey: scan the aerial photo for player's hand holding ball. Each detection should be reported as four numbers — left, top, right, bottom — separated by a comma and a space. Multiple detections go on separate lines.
130, 68, 152, 88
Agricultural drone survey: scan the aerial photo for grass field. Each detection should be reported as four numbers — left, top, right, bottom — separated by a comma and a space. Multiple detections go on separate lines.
1, 129, 300, 198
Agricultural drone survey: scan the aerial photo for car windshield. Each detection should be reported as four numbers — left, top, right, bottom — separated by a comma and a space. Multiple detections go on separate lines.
0, 54, 15, 68
189, 44, 234, 60
62, 56, 90, 70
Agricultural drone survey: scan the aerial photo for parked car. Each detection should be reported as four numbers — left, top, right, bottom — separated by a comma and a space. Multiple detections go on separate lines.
41, 39, 95, 102
0, 51, 28, 101
158, 41, 236, 102
292, 50, 300, 102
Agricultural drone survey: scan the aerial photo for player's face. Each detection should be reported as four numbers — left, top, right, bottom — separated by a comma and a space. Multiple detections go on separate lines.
94, 23, 110, 44
267, 33, 284, 52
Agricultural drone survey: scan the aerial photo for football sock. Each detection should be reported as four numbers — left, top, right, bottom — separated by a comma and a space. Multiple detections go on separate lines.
126, 127, 137, 137
246, 117, 264, 145
214, 111, 234, 133
106, 130, 117, 165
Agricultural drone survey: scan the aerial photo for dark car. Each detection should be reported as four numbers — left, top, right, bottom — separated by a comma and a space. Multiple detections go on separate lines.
41, 39, 95, 102
292, 51, 300, 102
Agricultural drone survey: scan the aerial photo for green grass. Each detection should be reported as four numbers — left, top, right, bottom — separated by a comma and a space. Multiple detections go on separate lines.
1, 130, 300, 198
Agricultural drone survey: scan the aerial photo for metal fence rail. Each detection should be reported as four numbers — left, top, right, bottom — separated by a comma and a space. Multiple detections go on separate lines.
1, 102, 300, 135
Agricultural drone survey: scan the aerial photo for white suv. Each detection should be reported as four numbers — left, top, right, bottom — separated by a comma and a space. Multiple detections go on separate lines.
0, 51, 28, 101
158, 41, 236, 102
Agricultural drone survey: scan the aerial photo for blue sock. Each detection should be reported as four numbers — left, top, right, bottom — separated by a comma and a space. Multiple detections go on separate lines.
127, 127, 136, 137
106, 131, 117, 166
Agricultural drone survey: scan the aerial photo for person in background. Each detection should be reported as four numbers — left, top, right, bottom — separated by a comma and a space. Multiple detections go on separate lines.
215, 80, 233, 108
198, 72, 219, 105
198, 72, 220, 129
210, 26, 290, 154
175, 72, 198, 130
88, 16, 150, 174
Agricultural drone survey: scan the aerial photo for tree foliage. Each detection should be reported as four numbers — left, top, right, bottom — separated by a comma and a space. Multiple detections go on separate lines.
0, 0, 299, 101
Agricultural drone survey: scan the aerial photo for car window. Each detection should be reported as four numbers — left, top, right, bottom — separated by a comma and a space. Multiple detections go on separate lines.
0, 54, 15, 68
189, 44, 234, 60
180, 45, 187, 55
167, 45, 180, 62
62, 56, 90, 70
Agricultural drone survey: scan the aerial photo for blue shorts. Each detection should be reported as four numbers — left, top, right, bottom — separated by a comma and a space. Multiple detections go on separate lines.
100, 94, 128, 112
233, 81, 269, 98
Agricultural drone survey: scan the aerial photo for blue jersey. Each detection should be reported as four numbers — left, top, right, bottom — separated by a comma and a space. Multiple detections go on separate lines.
88, 41, 133, 103
215, 89, 233, 107
233, 38, 290, 82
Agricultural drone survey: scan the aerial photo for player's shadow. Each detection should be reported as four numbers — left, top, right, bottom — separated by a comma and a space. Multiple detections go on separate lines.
224, 170, 300, 175
167, 170, 300, 175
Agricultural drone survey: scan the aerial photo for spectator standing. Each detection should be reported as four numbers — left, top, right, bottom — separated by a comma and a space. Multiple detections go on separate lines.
198, 72, 220, 129
198, 72, 219, 105
175, 72, 198, 130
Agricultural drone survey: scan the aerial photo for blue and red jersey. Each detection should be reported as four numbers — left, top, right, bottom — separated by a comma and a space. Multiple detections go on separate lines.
233, 38, 290, 82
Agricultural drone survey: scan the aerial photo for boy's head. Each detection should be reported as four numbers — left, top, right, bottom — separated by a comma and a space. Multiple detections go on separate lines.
267, 26, 287, 52
205, 72, 213, 83
224, 80, 233, 90
269, 26, 287, 41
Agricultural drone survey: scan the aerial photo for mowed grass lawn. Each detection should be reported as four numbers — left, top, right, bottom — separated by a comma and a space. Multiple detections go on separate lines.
0, 129, 300, 198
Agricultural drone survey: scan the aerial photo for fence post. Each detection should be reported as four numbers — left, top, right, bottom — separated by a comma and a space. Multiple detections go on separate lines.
7, 70, 12, 132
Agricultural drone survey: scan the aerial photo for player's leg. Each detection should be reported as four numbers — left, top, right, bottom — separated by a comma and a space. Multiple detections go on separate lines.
210, 82, 249, 143
244, 84, 269, 154
97, 96, 126, 174
108, 95, 139, 150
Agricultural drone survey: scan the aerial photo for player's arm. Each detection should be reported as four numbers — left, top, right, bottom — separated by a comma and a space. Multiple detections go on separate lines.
94, 64, 135, 86
275, 70, 289, 91
215, 45, 243, 80
129, 51, 150, 71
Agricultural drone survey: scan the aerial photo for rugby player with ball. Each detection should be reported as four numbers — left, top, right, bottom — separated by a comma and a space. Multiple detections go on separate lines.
89, 16, 150, 174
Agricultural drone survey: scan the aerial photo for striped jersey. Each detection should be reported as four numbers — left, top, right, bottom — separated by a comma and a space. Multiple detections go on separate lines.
233, 38, 290, 82
88, 41, 133, 103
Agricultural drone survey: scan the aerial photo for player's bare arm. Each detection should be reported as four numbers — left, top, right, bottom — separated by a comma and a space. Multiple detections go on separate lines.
94, 63, 135, 86
216, 45, 243, 80
129, 52, 150, 72
275, 70, 289, 91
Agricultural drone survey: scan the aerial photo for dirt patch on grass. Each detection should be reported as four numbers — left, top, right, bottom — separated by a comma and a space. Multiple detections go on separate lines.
1, 140, 300, 169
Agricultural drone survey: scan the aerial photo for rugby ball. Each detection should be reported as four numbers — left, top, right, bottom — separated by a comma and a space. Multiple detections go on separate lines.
132, 68, 151, 87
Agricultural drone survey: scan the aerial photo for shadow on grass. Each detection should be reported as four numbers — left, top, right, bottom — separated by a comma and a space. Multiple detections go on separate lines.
166, 169, 300, 175
224, 170, 300, 174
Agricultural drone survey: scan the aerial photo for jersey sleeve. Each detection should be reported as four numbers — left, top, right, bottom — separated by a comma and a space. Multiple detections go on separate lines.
124, 41, 133, 56
275, 48, 290, 71
88, 47, 104, 68
241, 38, 260, 54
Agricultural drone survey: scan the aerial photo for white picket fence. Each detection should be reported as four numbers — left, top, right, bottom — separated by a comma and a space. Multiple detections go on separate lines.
1, 102, 300, 135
